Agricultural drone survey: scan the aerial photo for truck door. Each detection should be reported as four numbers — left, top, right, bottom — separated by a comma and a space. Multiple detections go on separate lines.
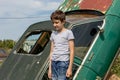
0, 30, 52, 80
72, 20, 103, 79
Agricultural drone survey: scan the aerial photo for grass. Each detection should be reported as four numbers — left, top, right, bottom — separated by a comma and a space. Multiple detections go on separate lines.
110, 56, 120, 77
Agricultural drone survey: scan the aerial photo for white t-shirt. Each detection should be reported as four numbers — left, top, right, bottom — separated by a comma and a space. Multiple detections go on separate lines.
50, 29, 74, 61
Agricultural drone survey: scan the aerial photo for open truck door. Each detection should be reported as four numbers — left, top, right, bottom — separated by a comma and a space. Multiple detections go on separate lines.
0, 21, 54, 80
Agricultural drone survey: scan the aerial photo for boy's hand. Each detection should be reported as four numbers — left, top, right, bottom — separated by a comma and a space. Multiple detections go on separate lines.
66, 68, 72, 78
48, 68, 52, 79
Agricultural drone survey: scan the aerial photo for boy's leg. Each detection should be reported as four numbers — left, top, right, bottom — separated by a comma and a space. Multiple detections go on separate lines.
57, 61, 69, 80
52, 61, 58, 80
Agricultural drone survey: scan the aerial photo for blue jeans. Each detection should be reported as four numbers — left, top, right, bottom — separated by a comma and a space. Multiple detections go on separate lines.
51, 61, 69, 80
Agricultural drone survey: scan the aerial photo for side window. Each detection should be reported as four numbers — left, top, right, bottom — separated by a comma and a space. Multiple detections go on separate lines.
72, 21, 103, 60
17, 31, 51, 54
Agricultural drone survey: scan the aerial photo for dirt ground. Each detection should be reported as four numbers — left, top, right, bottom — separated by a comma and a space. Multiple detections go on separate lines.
109, 74, 120, 80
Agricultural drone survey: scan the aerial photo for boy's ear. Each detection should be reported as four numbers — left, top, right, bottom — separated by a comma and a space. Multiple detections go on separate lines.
62, 20, 66, 23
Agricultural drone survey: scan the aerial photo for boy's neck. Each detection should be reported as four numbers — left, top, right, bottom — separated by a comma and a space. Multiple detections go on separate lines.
57, 27, 66, 33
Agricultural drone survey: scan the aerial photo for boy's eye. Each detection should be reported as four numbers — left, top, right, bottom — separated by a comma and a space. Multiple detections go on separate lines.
52, 22, 58, 24
55, 22, 59, 24
52, 20, 60, 24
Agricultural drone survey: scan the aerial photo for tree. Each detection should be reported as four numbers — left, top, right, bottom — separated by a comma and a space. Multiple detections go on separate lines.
0, 39, 16, 49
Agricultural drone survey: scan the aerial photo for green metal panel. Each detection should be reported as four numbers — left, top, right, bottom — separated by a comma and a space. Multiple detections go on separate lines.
58, 0, 80, 12
74, 56, 82, 65
76, 67, 98, 80
75, 0, 120, 79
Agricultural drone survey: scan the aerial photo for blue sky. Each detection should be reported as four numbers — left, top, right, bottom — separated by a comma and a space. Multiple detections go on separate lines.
0, 0, 63, 40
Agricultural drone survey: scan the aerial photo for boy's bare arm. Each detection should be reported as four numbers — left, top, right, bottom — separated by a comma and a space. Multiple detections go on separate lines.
48, 41, 54, 79
69, 39, 74, 69
49, 41, 54, 61
66, 39, 74, 77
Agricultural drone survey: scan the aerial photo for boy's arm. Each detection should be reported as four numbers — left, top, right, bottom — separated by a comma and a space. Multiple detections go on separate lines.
48, 41, 54, 79
66, 39, 74, 77
49, 41, 54, 62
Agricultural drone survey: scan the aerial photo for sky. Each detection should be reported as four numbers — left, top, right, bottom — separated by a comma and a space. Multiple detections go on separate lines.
0, 0, 63, 40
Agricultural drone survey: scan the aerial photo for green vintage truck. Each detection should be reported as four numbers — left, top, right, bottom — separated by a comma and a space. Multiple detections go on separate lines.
0, 0, 120, 80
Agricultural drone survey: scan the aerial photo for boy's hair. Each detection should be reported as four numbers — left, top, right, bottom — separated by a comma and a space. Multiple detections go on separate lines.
50, 10, 65, 22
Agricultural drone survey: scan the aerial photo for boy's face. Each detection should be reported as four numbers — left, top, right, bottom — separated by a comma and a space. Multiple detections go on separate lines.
52, 19, 65, 31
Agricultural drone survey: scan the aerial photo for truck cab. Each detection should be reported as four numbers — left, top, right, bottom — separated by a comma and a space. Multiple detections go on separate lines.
0, 10, 105, 80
